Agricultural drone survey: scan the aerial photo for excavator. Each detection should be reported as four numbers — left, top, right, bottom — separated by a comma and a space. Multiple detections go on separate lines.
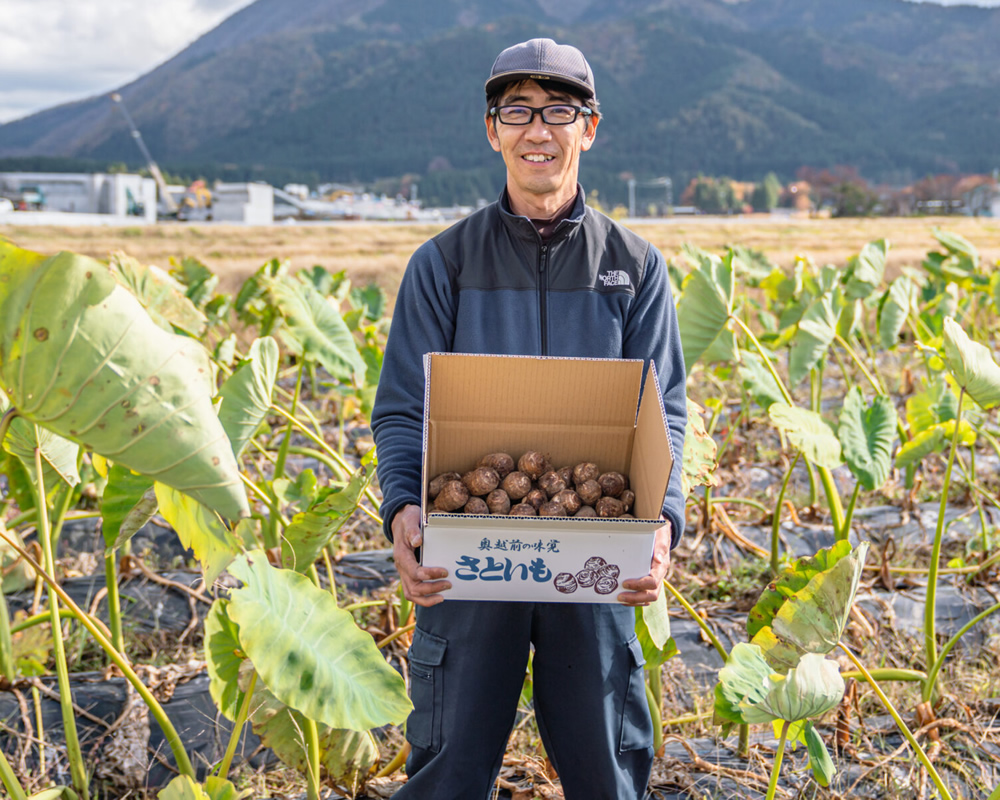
110, 93, 211, 220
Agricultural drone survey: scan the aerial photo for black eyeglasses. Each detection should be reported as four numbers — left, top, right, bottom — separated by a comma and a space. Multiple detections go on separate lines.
490, 104, 593, 126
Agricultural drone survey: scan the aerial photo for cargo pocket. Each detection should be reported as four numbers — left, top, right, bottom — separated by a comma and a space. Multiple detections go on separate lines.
619, 634, 654, 753
405, 627, 448, 753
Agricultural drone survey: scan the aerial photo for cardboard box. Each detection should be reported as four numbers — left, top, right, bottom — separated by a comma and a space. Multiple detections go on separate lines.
420, 353, 675, 603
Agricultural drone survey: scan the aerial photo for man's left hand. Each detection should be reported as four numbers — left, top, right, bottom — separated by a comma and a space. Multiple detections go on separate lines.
617, 520, 672, 607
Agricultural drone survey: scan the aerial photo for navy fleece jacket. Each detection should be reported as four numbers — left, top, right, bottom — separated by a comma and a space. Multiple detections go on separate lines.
371, 189, 687, 546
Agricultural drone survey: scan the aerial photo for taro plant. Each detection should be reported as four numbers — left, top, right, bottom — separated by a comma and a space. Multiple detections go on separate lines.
0, 239, 410, 800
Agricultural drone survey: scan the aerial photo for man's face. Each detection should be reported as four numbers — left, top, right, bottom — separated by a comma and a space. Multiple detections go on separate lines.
485, 80, 598, 207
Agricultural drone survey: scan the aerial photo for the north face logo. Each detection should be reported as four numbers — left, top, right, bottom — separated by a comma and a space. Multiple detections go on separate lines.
599, 270, 631, 287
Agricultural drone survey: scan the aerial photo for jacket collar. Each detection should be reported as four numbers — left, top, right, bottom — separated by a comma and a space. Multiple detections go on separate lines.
497, 184, 587, 242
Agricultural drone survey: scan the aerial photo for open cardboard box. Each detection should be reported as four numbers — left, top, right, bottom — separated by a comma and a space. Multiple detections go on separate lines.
420, 353, 675, 603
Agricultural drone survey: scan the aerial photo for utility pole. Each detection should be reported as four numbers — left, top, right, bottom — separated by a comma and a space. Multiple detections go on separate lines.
110, 93, 178, 215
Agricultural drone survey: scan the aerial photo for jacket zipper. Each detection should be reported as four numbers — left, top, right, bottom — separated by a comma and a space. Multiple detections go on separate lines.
538, 243, 549, 355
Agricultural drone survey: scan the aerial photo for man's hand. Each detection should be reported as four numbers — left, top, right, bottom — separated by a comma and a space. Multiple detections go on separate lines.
391, 504, 451, 607
617, 520, 672, 607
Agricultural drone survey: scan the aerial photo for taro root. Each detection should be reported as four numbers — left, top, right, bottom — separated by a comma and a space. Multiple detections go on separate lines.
572, 462, 600, 487
554, 573, 578, 594
434, 480, 469, 511
594, 575, 618, 595
463, 466, 499, 497
576, 479, 602, 506
501, 471, 532, 500
486, 489, 511, 515
584, 555, 607, 571
597, 471, 626, 498
552, 489, 582, 515
464, 497, 489, 514
538, 470, 567, 498
428, 471, 461, 500
538, 500, 568, 517
525, 489, 548, 510
620, 513, 635, 519
479, 452, 515, 479
599, 563, 621, 581
557, 466, 573, 486
620, 489, 635, 512
518, 451, 548, 480
509, 503, 537, 516
596, 496, 625, 518
575, 504, 597, 518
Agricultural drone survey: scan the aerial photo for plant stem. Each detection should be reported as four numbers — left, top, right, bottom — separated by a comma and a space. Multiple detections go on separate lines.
731, 317, 793, 405
924, 388, 965, 702
304, 716, 322, 800
645, 677, 664, 753
216, 671, 258, 780
33, 450, 90, 800
765, 720, 790, 800
662, 579, 728, 662
375, 741, 411, 779
0, 748, 28, 800
839, 482, 862, 543
771, 452, 800, 574
0, 525, 196, 779
924, 601, 1000, 698
817, 464, 846, 538
712, 496, 771, 514
834, 333, 886, 395
840, 642, 953, 800
103, 552, 125, 654
841, 668, 926, 682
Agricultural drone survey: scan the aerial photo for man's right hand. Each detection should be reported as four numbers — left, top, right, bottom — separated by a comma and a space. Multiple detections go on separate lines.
391, 504, 451, 606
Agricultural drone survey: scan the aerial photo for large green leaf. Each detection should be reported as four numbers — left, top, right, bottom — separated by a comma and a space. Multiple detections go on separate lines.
895, 419, 975, 468
676, 250, 738, 374
942, 317, 1000, 410
0, 241, 248, 519
154, 483, 240, 585
158, 775, 249, 800
906, 378, 958, 434
738, 351, 785, 411
205, 598, 245, 721
681, 401, 719, 497
169, 256, 220, 309
768, 404, 842, 469
101, 462, 155, 550
837, 388, 897, 491
217, 337, 278, 459
280, 452, 375, 572
227, 550, 412, 730
788, 290, 840, 387
715, 642, 773, 724
245, 671, 378, 786
753, 653, 845, 724
756, 543, 869, 666
1, 385, 80, 492
844, 240, 887, 300
266, 278, 365, 385
877, 277, 915, 350
108, 252, 207, 337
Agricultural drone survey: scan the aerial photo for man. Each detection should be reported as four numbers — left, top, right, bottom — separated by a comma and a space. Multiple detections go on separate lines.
371, 38, 686, 799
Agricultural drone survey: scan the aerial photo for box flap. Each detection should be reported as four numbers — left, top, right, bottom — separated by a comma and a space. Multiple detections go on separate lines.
426, 353, 643, 426
629, 361, 673, 521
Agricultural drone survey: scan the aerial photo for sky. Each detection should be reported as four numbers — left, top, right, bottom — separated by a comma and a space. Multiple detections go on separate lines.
1, 0, 999, 125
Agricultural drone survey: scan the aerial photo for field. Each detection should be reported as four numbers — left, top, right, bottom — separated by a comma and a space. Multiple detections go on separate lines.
2, 215, 1000, 800
6, 214, 1000, 305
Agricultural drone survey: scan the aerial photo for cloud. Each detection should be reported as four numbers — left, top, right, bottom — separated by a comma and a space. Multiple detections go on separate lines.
0, 0, 254, 124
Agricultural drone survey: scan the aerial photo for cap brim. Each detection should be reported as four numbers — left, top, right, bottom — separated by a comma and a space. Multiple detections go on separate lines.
485, 71, 594, 99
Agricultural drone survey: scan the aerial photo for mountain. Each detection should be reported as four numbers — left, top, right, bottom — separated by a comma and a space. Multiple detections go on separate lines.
2, 0, 999, 206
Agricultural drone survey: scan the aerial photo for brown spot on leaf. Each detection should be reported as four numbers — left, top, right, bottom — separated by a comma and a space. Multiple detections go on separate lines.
132, 426, 142, 436
121, 400, 130, 408
149, 376, 160, 386
33, 328, 48, 341
86, 271, 92, 278
212, 457, 220, 466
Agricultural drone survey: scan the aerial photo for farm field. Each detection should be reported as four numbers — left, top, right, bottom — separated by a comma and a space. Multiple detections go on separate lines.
1, 216, 999, 800
5, 214, 1000, 305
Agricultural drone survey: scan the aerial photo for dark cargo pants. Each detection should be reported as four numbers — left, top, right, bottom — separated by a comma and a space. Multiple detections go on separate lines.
393, 599, 653, 799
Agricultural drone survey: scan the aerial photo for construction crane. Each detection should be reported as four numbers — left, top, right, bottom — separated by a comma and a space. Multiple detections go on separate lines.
110, 92, 179, 216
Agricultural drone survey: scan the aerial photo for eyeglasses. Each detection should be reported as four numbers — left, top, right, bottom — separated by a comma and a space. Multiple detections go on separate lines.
490, 104, 593, 126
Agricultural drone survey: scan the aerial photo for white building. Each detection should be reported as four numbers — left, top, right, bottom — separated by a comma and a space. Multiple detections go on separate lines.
0, 172, 157, 222
211, 181, 274, 224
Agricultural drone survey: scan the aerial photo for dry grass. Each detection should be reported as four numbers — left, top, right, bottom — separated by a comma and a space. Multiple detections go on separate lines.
5, 215, 1000, 310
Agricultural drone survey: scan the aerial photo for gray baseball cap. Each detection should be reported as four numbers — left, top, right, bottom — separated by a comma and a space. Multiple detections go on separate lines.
485, 38, 595, 99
